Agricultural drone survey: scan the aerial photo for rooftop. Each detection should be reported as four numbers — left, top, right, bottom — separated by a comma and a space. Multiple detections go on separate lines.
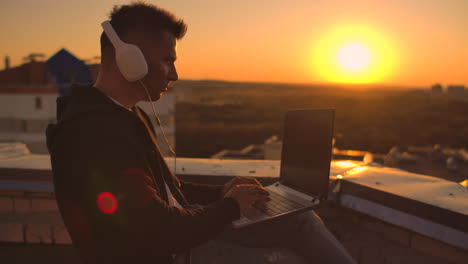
0, 142, 467, 263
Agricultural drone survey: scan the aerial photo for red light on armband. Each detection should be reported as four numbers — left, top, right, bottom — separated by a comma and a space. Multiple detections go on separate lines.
97, 192, 118, 214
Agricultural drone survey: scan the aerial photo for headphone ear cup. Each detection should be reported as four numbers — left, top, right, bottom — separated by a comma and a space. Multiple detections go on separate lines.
115, 43, 148, 82
101, 20, 147, 82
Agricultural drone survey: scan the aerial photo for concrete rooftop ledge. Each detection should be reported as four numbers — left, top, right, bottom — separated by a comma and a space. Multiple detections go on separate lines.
335, 165, 468, 250
0, 143, 467, 252
165, 157, 359, 178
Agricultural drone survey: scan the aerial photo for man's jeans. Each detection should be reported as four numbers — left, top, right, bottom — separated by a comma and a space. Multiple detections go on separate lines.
190, 210, 357, 264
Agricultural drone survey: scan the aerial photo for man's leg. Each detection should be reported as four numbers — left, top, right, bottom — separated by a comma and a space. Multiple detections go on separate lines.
192, 209, 356, 264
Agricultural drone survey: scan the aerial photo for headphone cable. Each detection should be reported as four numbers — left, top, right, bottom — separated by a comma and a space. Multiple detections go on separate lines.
138, 80, 177, 175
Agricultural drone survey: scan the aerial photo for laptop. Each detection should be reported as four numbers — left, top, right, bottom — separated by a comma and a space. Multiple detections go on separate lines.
232, 109, 335, 229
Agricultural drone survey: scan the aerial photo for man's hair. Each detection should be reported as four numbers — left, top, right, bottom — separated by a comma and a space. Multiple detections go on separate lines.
100, 1, 187, 64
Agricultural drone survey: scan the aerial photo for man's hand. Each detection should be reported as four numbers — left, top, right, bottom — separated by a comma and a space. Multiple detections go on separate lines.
222, 176, 262, 197
224, 184, 270, 218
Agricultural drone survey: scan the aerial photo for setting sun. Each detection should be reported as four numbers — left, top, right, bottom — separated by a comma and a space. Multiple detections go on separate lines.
336, 43, 372, 72
311, 24, 397, 84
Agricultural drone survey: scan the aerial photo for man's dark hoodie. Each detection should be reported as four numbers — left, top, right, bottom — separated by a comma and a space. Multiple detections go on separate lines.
46, 84, 240, 264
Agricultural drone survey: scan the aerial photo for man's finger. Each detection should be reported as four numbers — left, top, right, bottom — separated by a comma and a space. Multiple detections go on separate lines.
246, 193, 270, 203
231, 176, 261, 186
238, 177, 261, 186
252, 185, 269, 195
241, 184, 268, 194
255, 194, 271, 202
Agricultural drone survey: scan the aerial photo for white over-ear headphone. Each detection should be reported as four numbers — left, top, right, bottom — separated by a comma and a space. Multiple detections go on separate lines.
101, 20, 148, 82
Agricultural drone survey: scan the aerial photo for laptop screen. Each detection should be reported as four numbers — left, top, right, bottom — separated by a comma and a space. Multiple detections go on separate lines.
279, 109, 335, 198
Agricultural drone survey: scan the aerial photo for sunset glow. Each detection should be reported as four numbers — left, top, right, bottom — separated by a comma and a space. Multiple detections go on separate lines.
312, 25, 396, 84
0, 0, 466, 85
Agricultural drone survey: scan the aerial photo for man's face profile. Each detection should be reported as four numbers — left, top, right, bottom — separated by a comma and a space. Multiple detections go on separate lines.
136, 30, 179, 102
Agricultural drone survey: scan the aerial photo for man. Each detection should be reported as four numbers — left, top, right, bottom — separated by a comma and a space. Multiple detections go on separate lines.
46, 2, 356, 264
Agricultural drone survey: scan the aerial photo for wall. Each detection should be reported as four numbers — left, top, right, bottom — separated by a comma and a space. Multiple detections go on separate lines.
0, 180, 467, 264
0, 93, 57, 153
317, 201, 468, 264
0, 93, 57, 120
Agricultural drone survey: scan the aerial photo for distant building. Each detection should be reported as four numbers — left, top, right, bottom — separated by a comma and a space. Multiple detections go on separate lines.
264, 135, 282, 160
431, 83, 443, 95
0, 54, 60, 153
383, 144, 468, 182
4, 56, 10, 70
447, 85, 465, 100
0, 49, 175, 155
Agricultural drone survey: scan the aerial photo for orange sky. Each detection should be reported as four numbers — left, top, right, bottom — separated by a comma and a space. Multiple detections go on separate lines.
0, 0, 467, 86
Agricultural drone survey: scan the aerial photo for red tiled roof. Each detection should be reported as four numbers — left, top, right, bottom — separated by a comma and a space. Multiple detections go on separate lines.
0, 61, 50, 85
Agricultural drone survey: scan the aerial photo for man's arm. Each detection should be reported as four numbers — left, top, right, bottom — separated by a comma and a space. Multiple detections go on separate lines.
179, 180, 224, 205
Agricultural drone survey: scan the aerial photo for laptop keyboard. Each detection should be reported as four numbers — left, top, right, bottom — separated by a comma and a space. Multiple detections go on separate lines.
254, 191, 305, 216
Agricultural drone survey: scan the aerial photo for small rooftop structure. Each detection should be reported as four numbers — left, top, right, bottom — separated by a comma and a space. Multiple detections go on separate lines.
212, 135, 374, 163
